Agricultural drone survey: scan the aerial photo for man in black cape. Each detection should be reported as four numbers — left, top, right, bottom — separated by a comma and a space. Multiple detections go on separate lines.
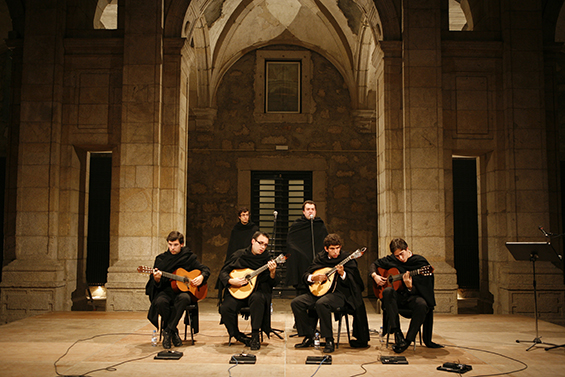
218, 231, 278, 350
224, 207, 259, 263
285, 200, 328, 294
370, 237, 443, 353
291, 233, 370, 353
145, 231, 210, 349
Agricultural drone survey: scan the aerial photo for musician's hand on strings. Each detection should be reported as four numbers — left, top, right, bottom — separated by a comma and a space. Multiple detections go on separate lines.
267, 260, 277, 278
372, 272, 386, 286
229, 277, 248, 287
191, 274, 204, 287
153, 268, 162, 283
402, 271, 413, 290
312, 274, 327, 283
336, 264, 345, 277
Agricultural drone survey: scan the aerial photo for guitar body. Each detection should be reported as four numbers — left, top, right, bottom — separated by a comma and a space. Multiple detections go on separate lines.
170, 268, 208, 301
309, 267, 337, 297
372, 267, 404, 299
228, 268, 259, 300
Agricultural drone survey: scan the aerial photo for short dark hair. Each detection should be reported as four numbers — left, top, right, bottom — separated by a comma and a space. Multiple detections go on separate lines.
167, 231, 184, 245
237, 207, 249, 216
302, 200, 316, 211
252, 230, 270, 241
324, 233, 343, 248
389, 238, 408, 254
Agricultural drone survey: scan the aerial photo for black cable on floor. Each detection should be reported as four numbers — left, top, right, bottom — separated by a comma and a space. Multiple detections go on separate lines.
442, 344, 528, 377
54, 332, 159, 377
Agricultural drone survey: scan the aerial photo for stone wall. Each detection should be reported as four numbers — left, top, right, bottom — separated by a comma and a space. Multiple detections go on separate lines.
186, 47, 378, 292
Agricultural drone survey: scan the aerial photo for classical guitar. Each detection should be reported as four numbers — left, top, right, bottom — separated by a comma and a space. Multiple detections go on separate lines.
137, 266, 208, 301
228, 253, 287, 300
309, 247, 366, 297
372, 265, 434, 299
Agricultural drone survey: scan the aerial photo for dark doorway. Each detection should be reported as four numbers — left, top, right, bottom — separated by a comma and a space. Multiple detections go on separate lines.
453, 158, 480, 290
86, 153, 112, 285
251, 171, 313, 296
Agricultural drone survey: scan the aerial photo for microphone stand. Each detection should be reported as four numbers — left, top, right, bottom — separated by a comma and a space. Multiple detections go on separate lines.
267, 210, 284, 340
538, 226, 565, 351
310, 215, 316, 260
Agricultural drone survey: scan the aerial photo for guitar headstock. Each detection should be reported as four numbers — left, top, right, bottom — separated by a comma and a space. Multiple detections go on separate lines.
350, 247, 367, 259
419, 265, 434, 276
137, 265, 153, 274
275, 254, 288, 264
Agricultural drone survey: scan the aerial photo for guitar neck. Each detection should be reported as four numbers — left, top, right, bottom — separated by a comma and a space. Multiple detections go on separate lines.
326, 255, 353, 277
248, 263, 269, 279
162, 271, 188, 283
390, 267, 424, 282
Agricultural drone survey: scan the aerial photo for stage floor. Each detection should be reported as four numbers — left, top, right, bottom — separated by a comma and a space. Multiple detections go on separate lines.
1, 299, 564, 377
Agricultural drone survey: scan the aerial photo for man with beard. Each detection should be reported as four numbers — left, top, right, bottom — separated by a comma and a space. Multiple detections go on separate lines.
291, 233, 370, 353
285, 200, 328, 295
370, 238, 443, 353
146, 231, 210, 349
218, 231, 278, 350
224, 207, 259, 263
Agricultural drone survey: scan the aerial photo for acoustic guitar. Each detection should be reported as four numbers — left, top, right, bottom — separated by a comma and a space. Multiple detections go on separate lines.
372, 265, 434, 299
228, 253, 287, 300
137, 266, 208, 301
308, 247, 366, 297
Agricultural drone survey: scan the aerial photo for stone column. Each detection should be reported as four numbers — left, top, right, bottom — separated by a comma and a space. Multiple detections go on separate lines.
496, 2, 565, 321
105, 0, 165, 311
401, 0, 457, 313
0, 0, 67, 322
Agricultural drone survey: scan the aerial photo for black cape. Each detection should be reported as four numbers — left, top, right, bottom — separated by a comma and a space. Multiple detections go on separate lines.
224, 221, 259, 263
145, 246, 210, 328
285, 216, 328, 288
372, 254, 435, 308
304, 250, 370, 346
217, 246, 279, 334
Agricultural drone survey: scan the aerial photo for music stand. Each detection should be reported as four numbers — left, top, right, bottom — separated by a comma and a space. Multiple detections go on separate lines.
505, 242, 562, 351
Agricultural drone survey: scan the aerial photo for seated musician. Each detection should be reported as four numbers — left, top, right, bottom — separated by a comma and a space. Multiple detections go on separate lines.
291, 233, 369, 353
218, 231, 278, 350
145, 231, 210, 349
370, 237, 443, 353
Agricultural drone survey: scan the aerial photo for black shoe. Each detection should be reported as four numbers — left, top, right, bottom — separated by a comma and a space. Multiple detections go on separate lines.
323, 338, 335, 353
394, 331, 405, 346
425, 341, 444, 349
349, 339, 369, 348
393, 339, 411, 353
250, 332, 261, 350
294, 336, 314, 348
171, 330, 183, 347
235, 332, 251, 347
162, 331, 172, 349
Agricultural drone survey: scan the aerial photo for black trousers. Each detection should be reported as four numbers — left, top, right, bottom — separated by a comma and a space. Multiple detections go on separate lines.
381, 286, 428, 342
291, 292, 345, 340
153, 290, 192, 333
220, 291, 269, 337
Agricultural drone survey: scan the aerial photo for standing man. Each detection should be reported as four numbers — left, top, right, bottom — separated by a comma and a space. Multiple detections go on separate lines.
291, 234, 369, 353
218, 231, 278, 350
370, 238, 443, 353
285, 200, 328, 294
145, 231, 210, 349
224, 207, 259, 263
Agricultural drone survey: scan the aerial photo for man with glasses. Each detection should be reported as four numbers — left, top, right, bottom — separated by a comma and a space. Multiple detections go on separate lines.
218, 231, 278, 350
370, 238, 442, 353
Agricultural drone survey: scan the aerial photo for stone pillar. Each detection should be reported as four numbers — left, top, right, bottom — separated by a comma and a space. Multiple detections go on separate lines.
402, 0, 457, 313
0, 0, 67, 323
105, 0, 165, 311
495, 2, 565, 322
